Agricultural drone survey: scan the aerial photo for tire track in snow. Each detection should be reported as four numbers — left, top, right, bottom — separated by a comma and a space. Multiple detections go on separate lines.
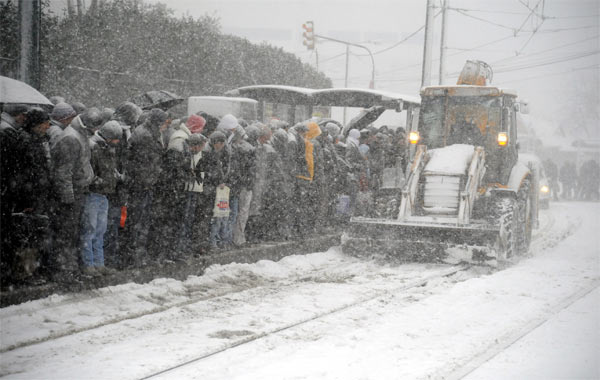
136, 265, 470, 380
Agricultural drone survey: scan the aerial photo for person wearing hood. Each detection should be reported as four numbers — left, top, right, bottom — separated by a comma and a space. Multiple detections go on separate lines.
71, 101, 87, 115
50, 107, 103, 284
80, 121, 123, 276
290, 122, 324, 237
111, 101, 142, 144
214, 114, 255, 248
124, 108, 171, 267
7, 108, 53, 285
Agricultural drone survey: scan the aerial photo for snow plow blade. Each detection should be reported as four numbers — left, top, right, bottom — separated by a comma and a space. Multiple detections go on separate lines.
341, 217, 500, 266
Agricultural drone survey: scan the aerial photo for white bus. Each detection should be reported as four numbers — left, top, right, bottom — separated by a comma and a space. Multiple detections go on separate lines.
187, 96, 258, 122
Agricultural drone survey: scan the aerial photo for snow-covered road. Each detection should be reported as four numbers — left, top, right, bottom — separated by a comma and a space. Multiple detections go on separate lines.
1, 202, 598, 380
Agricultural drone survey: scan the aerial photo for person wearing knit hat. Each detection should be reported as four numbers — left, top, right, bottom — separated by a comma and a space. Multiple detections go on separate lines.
216, 114, 239, 132
48, 102, 77, 148
49, 100, 96, 283
186, 114, 206, 134
50, 102, 77, 122
81, 119, 123, 276
202, 130, 233, 250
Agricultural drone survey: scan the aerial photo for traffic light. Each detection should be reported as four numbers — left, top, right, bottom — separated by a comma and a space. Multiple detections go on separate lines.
302, 21, 315, 50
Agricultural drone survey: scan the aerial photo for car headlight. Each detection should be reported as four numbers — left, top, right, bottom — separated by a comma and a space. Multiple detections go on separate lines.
540, 185, 550, 193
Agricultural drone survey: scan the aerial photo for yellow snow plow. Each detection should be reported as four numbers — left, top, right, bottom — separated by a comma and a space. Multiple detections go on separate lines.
341, 61, 538, 266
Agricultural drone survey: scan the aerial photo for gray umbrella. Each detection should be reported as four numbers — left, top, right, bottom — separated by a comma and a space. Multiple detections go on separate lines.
0, 75, 52, 106
342, 105, 386, 137
129, 90, 184, 111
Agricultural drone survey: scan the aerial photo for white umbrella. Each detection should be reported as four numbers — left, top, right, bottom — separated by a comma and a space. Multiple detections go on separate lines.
0, 75, 52, 106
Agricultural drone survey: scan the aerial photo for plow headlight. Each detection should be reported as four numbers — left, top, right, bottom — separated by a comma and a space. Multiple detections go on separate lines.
409, 131, 420, 145
497, 132, 508, 146
540, 185, 550, 193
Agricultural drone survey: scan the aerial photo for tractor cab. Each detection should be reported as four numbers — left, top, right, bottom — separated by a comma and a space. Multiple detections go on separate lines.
414, 85, 521, 185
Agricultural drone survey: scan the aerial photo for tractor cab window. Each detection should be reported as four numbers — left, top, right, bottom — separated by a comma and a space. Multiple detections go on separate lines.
419, 96, 501, 149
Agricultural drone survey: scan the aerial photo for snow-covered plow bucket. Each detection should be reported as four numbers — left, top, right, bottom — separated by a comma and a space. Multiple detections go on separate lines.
341, 217, 502, 266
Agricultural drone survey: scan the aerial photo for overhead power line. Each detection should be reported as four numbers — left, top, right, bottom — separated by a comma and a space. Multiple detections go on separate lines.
451, 9, 518, 31
492, 34, 599, 65
496, 64, 599, 85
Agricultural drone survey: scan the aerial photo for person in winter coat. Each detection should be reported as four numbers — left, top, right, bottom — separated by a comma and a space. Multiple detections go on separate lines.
577, 159, 600, 201
290, 122, 323, 237
543, 158, 559, 201
229, 125, 256, 247
47, 102, 77, 149
559, 161, 577, 200
124, 108, 170, 266
179, 132, 209, 254
80, 121, 123, 276
8, 108, 53, 284
345, 128, 367, 215
148, 116, 204, 261
0, 103, 29, 277
316, 125, 341, 226
247, 124, 288, 242
201, 131, 233, 249
51, 107, 103, 284
270, 128, 294, 237
103, 101, 142, 267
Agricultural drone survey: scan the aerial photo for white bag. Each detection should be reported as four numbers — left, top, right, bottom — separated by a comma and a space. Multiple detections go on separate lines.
213, 186, 231, 218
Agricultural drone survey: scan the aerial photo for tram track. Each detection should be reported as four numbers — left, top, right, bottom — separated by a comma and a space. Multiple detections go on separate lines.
1, 210, 562, 354
136, 265, 470, 380
1, 254, 403, 353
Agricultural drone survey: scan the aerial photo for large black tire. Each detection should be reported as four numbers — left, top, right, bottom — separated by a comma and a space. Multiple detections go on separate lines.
495, 197, 518, 261
517, 179, 533, 255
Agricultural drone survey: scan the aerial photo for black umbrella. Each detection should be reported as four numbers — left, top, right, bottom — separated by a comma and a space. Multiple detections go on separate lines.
129, 90, 184, 111
0, 75, 52, 107
342, 105, 386, 137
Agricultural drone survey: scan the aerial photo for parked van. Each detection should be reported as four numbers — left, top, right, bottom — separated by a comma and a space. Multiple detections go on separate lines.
187, 96, 258, 121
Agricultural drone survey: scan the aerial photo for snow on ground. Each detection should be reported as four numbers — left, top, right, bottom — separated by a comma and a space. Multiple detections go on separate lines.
0, 202, 598, 380
464, 287, 599, 380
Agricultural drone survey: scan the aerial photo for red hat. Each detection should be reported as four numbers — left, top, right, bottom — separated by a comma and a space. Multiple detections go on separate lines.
186, 114, 206, 134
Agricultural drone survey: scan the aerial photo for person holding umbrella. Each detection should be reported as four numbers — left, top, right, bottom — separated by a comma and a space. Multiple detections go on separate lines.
9, 108, 54, 285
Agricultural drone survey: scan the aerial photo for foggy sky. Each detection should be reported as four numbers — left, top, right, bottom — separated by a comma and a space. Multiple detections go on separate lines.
48, 0, 600, 140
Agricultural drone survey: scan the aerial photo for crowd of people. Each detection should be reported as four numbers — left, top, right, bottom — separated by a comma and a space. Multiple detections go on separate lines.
0, 97, 409, 288
543, 158, 600, 201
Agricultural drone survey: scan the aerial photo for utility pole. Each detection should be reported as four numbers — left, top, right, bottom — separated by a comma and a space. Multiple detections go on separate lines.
421, 0, 435, 88
344, 44, 350, 124
19, 0, 41, 89
67, 0, 75, 17
439, 0, 448, 85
